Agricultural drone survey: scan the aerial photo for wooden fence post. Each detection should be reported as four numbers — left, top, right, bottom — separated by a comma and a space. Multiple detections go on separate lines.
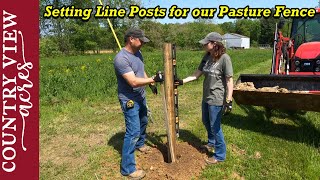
163, 43, 176, 163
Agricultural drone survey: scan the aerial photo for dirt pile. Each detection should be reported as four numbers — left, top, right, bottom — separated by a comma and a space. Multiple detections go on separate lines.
234, 82, 308, 93
135, 142, 207, 180
234, 82, 256, 91
257, 86, 289, 93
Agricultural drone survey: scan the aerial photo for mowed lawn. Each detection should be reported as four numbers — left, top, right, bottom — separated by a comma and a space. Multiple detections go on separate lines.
40, 48, 320, 179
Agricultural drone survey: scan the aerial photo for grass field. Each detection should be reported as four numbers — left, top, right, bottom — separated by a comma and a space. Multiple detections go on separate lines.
40, 48, 320, 179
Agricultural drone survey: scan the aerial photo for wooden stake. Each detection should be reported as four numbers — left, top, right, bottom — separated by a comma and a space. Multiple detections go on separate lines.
163, 43, 176, 163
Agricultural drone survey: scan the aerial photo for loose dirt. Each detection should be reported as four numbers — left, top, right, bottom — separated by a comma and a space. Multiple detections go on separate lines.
234, 82, 256, 91
235, 82, 308, 93
135, 142, 208, 180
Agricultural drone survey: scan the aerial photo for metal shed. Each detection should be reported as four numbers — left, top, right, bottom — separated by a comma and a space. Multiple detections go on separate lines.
223, 33, 250, 49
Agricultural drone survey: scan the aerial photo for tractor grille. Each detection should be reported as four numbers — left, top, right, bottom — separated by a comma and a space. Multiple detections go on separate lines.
294, 59, 320, 72
299, 60, 315, 72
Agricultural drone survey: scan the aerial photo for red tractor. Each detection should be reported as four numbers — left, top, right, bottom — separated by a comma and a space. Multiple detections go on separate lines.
233, 8, 320, 112
272, 8, 320, 76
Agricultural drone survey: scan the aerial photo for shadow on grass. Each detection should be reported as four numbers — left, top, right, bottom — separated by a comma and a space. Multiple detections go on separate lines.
108, 130, 209, 163
107, 131, 170, 161
178, 129, 210, 154
145, 133, 169, 162
107, 132, 166, 154
223, 104, 320, 148
108, 132, 124, 155
147, 130, 212, 162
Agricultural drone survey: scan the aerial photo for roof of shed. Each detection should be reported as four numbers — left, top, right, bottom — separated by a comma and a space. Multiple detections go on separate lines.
223, 33, 249, 38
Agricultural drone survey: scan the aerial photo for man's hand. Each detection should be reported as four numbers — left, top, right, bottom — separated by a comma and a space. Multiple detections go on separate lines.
149, 83, 158, 95
152, 71, 164, 82
223, 100, 232, 115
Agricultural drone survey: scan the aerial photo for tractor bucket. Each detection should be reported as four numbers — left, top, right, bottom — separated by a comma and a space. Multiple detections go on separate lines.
233, 74, 320, 112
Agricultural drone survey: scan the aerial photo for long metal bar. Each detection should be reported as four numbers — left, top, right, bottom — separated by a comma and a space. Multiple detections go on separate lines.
172, 44, 180, 137
271, 23, 278, 74
98, 0, 122, 50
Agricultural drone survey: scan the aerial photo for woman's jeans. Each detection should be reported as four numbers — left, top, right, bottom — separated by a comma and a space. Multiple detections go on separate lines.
202, 101, 226, 161
119, 98, 148, 175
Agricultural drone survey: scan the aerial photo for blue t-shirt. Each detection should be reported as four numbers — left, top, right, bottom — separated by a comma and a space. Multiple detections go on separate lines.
113, 48, 146, 102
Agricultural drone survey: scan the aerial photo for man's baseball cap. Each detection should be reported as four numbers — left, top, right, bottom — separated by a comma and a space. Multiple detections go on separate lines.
199, 32, 223, 44
125, 28, 150, 43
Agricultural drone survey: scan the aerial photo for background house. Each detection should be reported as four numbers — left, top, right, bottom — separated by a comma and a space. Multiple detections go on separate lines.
223, 33, 250, 49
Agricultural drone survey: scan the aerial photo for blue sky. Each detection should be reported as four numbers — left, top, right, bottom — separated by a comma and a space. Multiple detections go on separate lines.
141, 0, 320, 24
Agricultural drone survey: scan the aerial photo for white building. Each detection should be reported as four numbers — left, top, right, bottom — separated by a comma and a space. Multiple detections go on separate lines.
223, 33, 250, 49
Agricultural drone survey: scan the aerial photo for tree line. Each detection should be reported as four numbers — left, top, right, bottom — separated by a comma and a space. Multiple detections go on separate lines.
40, 0, 289, 57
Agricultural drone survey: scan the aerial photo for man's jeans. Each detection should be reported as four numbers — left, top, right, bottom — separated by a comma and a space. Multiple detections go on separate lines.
202, 101, 226, 161
119, 98, 148, 175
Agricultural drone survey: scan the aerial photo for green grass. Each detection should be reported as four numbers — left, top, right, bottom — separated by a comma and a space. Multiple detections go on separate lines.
40, 48, 320, 179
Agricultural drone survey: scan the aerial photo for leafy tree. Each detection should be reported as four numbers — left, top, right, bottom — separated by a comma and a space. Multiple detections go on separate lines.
219, 19, 260, 46
140, 20, 165, 49
250, 20, 261, 45
220, 22, 236, 33
160, 21, 222, 50
259, 9, 279, 46
40, 37, 62, 57
235, 19, 252, 38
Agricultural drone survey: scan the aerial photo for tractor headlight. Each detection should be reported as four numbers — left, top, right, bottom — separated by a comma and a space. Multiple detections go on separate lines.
295, 67, 300, 72
316, 60, 320, 65
295, 60, 300, 66
316, 67, 320, 72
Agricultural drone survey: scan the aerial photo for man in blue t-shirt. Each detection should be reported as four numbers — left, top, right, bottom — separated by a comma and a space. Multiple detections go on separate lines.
113, 28, 163, 179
